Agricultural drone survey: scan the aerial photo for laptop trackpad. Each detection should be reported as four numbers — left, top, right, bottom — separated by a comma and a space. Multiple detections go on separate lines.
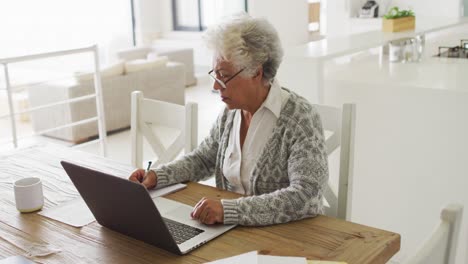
154, 197, 193, 219
165, 206, 192, 221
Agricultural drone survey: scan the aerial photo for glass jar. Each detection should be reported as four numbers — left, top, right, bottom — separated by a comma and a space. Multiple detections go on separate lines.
414, 34, 425, 62
389, 40, 403, 62
403, 39, 414, 63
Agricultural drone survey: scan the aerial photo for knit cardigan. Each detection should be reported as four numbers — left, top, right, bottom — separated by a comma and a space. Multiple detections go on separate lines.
154, 88, 329, 226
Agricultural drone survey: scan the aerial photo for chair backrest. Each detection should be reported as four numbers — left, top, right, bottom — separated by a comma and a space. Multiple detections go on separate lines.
313, 103, 356, 220
1, 45, 107, 155
404, 204, 463, 264
130, 91, 198, 168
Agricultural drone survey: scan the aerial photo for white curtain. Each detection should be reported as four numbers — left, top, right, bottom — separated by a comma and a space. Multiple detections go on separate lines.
201, 0, 246, 28
0, 0, 133, 64
173, 0, 246, 29
174, 0, 200, 28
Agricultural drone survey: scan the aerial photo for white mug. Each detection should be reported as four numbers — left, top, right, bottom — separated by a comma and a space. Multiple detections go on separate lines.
14, 177, 44, 213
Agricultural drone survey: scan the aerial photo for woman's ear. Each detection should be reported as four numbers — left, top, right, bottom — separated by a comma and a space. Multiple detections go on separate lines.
254, 66, 263, 80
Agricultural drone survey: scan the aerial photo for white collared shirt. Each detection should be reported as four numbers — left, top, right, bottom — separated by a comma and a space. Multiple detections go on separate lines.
222, 79, 290, 195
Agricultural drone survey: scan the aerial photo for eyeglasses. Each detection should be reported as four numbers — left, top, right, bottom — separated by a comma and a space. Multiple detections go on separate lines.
208, 68, 244, 89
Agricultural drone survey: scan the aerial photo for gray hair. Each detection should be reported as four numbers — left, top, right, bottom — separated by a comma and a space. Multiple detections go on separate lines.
203, 13, 283, 85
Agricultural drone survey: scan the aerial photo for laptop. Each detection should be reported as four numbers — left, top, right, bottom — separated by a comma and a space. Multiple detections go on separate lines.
61, 161, 236, 255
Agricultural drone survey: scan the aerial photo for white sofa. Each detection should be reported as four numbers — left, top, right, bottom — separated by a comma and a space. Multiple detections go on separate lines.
28, 61, 186, 143
117, 46, 197, 86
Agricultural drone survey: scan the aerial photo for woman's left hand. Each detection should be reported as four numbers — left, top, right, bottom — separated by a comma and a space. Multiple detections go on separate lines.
190, 197, 224, 225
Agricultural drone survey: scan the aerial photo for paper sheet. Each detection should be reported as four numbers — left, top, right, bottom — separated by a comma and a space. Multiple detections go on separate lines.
39, 198, 93, 227
204, 251, 345, 264
258, 255, 307, 264
307, 261, 347, 264
205, 251, 307, 264
39, 183, 186, 227
148, 183, 187, 198
205, 251, 258, 264
0, 256, 36, 264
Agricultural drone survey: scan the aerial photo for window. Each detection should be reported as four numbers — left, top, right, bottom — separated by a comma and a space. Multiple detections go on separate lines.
0, 0, 134, 64
172, 0, 247, 31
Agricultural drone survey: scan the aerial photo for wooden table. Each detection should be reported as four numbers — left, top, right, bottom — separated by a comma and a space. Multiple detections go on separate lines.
0, 144, 400, 263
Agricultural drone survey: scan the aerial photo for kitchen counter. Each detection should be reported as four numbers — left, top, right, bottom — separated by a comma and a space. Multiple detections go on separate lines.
322, 52, 468, 264
325, 25, 468, 92
277, 16, 468, 103
287, 16, 468, 60
319, 27, 468, 264
326, 55, 468, 92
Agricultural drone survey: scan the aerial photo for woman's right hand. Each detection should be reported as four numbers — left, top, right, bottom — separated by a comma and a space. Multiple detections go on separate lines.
129, 169, 158, 189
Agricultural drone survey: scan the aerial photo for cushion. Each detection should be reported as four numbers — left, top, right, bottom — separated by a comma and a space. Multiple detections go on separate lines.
75, 61, 125, 82
124, 56, 168, 74
116, 46, 152, 61
146, 52, 159, 61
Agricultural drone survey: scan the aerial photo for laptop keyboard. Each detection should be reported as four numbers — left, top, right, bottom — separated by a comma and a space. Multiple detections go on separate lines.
163, 218, 204, 244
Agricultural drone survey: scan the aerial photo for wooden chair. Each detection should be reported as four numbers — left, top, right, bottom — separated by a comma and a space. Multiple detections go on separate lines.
130, 91, 198, 168
404, 204, 463, 264
314, 103, 356, 220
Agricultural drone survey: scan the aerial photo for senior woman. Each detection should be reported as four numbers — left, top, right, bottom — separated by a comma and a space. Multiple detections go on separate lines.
129, 13, 328, 226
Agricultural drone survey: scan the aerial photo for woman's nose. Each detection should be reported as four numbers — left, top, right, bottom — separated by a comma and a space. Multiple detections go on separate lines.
212, 80, 223, 91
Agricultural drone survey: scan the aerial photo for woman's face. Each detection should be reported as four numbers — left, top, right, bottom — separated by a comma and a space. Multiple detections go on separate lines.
211, 57, 259, 110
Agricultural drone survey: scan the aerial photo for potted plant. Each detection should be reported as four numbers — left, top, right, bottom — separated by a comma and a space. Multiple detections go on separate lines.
382, 7, 415, 32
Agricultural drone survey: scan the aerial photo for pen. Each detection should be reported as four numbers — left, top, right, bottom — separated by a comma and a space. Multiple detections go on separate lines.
142, 161, 152, 183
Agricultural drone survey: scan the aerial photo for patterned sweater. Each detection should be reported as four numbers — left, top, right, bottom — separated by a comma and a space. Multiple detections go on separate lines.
154, 88, 329, 226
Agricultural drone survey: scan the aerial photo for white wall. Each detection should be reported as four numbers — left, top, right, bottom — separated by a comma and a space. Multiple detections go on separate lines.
133, 0, 310, 68
348, 0, 464, 18
325, 0, 351, 37
349, 0, 401, 18
247, 0, 309, 49
134, 0, 166, 45
465, 0, 468, 16
331, 0, 464, 37
390, 0, 464, 17
324, 79, 468, 264
326, 0, 388, 37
